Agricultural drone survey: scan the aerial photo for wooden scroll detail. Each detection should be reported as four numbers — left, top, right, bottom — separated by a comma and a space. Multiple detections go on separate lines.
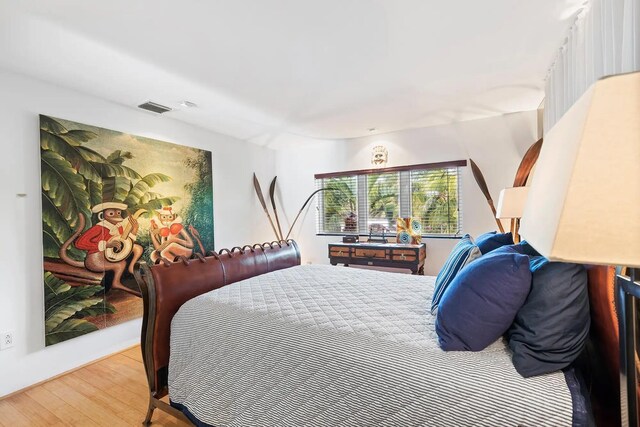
585, 266, 620, 427
513, 138, 543, 188
134, 240, 301, 425
511, 138, 543, 235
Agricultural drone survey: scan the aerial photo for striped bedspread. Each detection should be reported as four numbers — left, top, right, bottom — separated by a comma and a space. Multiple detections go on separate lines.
169, 265, 581, 426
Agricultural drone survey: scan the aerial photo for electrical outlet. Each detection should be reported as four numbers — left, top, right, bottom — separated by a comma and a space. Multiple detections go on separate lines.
0, 331, 14, 350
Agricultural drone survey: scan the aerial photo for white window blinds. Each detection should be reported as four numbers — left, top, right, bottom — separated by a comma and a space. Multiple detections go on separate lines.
315, 161, 465, 236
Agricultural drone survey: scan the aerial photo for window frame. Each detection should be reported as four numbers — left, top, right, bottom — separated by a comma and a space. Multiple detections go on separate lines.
315, 160, 466, 239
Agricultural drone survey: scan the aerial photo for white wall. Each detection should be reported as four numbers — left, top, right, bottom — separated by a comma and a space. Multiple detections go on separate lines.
275, 111, 539, 275
0, 70, 276, 397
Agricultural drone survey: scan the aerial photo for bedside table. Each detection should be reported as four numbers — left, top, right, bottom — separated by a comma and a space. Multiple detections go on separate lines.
328, 242, 426, 275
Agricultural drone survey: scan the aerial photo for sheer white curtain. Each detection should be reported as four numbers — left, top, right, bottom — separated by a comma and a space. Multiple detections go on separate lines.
544, 0, 640, 132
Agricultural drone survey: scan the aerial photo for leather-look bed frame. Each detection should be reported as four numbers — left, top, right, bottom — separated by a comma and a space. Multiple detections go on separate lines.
134, 239, 622, 426
133, 240, 301, 425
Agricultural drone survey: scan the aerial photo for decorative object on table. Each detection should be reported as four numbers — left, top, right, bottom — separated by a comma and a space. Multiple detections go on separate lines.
40, 115, 214, 346
469, 159, 504, 233
496, 186, 529, 242
396, 217, 422, 244
510, 138, 543, 234
252, 173, 281, 240
367, 225, 389, 243
371, 145, 388, 167
519, 71, 640, 427
342, 235, 359, 243
269, 177, 284, 240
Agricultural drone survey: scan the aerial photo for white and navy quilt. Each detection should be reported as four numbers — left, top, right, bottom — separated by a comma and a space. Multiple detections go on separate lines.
169, 265, 583, 426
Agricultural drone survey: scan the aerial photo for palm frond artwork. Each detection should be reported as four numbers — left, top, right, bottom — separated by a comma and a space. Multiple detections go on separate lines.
39, 115, 214, 345
43, 272, 115, 346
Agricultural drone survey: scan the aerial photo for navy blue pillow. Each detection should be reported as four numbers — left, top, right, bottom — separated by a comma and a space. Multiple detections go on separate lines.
507, 262, 589, 377
504, 242, 549, 272
436, 246, 532, 351
516, 240, 542, 256
475, 231, 514, 254
431, 234, 481, 314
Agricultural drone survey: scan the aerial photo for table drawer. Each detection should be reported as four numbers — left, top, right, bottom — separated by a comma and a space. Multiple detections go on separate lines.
329, 247, 350, 257
391, 250, 417, 261
353, 248, 388, 259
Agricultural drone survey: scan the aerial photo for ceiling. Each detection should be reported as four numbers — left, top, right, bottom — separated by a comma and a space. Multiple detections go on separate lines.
0, 0, 583, 146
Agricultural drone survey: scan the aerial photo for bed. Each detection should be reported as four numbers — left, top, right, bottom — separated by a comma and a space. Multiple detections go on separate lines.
134, 240, 620, 427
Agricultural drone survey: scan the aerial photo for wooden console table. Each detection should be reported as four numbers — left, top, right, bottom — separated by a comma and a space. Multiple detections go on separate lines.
328, 242, 426, 275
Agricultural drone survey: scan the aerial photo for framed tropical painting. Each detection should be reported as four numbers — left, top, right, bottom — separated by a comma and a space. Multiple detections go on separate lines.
40, 115, 214, 346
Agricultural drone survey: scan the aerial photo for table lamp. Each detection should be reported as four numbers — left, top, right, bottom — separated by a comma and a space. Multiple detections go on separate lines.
496, 186, 529, 242
519, 71, 640, 427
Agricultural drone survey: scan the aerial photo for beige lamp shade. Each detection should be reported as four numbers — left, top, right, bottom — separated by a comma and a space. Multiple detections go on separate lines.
496, 187, 529, 219
519, 71, 640, 267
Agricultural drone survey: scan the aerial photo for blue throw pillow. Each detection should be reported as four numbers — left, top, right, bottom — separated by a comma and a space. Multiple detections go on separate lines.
436, 246, 532, 351
504, 242, 550, 272
507, 262, 589, 377
475, 231, 514, 254
430, 234, 481, 314
516, 240, 543, 256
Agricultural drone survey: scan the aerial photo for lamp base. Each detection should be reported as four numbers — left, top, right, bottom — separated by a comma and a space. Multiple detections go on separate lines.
512, 218, 521, 243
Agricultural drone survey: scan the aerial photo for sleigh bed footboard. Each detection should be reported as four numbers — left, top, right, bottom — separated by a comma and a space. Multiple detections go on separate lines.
133, 240, 301, 424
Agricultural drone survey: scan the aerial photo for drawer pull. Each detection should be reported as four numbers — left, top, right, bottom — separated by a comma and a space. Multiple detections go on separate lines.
401, 253, 406, 260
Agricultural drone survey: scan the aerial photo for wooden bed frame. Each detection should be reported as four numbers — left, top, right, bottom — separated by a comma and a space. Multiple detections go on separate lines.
134, 239, 621, 426
133, 240, 301, 425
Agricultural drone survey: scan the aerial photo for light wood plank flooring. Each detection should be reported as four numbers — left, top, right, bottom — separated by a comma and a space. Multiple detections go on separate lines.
0, 346, 190, 426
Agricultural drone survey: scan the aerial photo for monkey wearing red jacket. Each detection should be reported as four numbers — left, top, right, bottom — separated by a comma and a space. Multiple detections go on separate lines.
59, 202, 143, 295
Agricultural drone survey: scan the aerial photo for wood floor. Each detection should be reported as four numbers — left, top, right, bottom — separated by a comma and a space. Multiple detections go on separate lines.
0, 346, 190, 427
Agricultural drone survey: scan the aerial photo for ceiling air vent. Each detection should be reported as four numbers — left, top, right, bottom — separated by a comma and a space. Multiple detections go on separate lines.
137, 101, 172, 114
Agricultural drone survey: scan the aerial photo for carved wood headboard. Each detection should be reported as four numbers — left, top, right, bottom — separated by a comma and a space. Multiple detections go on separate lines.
586, 265, 620, 427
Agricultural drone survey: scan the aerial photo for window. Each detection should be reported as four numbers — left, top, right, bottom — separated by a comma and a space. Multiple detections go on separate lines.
316, 160, 465, 237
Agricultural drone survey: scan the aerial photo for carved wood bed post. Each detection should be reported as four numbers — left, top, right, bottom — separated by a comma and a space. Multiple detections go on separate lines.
134, 240, 301, 425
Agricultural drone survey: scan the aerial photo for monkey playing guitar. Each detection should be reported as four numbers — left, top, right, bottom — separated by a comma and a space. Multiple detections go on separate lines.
60, 202, 146, 296
104, 209, 148, 262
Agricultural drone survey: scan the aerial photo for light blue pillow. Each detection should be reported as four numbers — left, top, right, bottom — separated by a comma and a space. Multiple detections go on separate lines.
430, 234, 481, 314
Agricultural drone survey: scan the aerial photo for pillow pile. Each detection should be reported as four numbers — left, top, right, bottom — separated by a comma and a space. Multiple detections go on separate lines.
430, 234, 481, 314
432, 234, 591, 378
475, 231, 514, 254
435, 246, 532, 351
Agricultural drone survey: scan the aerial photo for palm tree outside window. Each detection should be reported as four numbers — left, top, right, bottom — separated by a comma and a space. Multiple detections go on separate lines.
315, 161, 464, 237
